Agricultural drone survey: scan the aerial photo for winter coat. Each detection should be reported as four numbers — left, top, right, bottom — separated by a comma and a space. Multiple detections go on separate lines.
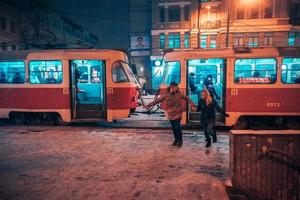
148, 90, 194, 120
197, 98, 225, 123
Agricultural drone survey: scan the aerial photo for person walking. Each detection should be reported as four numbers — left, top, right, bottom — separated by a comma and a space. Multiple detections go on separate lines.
145, 82, 196, 147
197, 89, 229, 148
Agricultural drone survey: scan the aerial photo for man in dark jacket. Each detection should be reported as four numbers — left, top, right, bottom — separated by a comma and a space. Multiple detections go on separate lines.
197, 89, 228, 147
203, 75, 220, 99
145, 82, 196, 147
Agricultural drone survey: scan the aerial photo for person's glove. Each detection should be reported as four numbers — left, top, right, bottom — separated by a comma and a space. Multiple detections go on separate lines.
191, 105, 197, 112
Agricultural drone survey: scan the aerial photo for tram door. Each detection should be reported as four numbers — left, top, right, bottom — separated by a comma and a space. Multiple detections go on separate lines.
187, 58, 225, 124
70, 60, 106, 119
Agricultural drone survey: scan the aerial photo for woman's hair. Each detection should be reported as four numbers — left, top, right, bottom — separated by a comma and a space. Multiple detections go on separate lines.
202, 89, 212, 105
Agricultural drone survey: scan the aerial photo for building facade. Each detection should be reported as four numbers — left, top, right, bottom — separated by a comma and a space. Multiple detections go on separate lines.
0, 0, 98, 51
129, 0, 152, 91
148, 0, 300, 91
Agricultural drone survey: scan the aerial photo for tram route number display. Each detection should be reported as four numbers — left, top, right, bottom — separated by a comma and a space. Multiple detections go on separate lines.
239, 77, 271, 84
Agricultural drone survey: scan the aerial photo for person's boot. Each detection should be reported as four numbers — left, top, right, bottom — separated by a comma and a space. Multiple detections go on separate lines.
205, 140, 211, 148
212, 134, 217, 143
177, 140, 183, 147
172, 140, 178, 146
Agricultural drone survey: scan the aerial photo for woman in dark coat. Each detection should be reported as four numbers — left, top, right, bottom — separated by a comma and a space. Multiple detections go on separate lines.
197, 89, 229, 148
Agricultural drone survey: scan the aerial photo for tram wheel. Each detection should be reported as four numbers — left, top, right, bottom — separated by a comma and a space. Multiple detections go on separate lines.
233, 116, 249, 130
10, 113, 26, 125
285, 117, 300, 130
53, 114, 64, 126
26, 116, 41, 125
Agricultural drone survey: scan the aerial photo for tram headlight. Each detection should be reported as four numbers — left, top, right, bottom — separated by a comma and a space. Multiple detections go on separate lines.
154, 60, 162, 67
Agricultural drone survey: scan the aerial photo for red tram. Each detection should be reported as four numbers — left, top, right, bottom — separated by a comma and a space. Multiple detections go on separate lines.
0, 49, 140, 124
160, 47, 300, 129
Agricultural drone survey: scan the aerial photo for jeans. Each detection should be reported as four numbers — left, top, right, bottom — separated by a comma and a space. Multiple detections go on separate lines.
203, 120, 215, 142
170, 119, 182, 142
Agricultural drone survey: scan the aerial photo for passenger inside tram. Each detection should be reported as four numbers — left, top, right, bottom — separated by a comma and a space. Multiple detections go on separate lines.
188, 72, 197, 94
45, 71, 58, 84
12, 72, 23, 83
0, 72, 8, 83
203, 74, 220, 100
294, 73, 300, 83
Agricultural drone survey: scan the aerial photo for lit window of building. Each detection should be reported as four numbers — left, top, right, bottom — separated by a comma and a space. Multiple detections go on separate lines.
210, 35, 217, 48
237, 5, 246, 19
249, 6, 259, 19
264, 32, 274, 46
200, 34, 207, 48
10, 20, 15, 33
248, 33, 259, 47
169, 32, 180, 48
288, 32, 296, 46
159, 6, 165, 22
184, 32, 190, 48
234, 33, 245, 47
0, 17, 6, 30
159, 33, 165, 49
264, 0, 273, 18
184, 5, 190, 21
168, 5, 180, 22
2, 42, 7, 51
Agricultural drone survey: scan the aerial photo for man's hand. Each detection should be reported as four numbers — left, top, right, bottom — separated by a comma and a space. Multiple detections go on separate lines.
191, 105, 197, 112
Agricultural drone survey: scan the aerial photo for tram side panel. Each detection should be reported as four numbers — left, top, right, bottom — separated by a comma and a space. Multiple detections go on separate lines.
0, 59, 72, 122
225, 57, 300, 127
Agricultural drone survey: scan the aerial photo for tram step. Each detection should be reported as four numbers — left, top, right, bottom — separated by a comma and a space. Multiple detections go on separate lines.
76, 104, 102, 111
76, 110, 104, 119
189, 112, 225, 122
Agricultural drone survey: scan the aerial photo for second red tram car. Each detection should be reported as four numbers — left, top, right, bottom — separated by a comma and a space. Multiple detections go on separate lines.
160, 47, 300, 129
0, 49, 140, 124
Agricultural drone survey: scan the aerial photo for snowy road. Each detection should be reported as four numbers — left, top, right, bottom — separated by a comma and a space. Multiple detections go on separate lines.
0, 126, 230, 200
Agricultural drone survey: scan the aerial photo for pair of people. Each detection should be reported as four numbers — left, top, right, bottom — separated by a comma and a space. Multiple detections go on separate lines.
144, 82, 228, 148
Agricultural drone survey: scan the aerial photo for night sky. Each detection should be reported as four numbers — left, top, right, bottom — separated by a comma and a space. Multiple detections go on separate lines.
39, 0, 130, 49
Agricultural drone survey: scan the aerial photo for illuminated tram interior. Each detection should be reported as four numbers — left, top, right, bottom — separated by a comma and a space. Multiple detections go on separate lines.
72, 60, 104, 105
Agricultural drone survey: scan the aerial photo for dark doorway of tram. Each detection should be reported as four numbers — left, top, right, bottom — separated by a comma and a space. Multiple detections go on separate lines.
70, 60, 106, 120
187, 58, 226, 125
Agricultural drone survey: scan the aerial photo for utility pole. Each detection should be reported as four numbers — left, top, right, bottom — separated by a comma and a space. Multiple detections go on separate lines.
198, 0, 202, 47
225, 0, 230, 48
226, 13, 230, 48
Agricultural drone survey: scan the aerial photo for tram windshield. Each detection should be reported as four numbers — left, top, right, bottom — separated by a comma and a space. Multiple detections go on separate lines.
162, 61, 180, 85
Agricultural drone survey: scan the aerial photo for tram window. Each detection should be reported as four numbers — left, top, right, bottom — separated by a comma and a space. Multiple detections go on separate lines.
0, 61, 25, 84
281, 58, 300, 84
29, 60, 63, 84
91, 66, 102, 83
234, 58, 277, 84
162, 61, 180, 85
112, 61, 129, 83
77, 66, 88, 83
122, 62, 137, 83
72, 60, 104, 84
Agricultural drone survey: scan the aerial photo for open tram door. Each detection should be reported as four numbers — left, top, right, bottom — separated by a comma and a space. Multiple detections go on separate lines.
187, 58, 226, 125
70, 60, 106, 120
